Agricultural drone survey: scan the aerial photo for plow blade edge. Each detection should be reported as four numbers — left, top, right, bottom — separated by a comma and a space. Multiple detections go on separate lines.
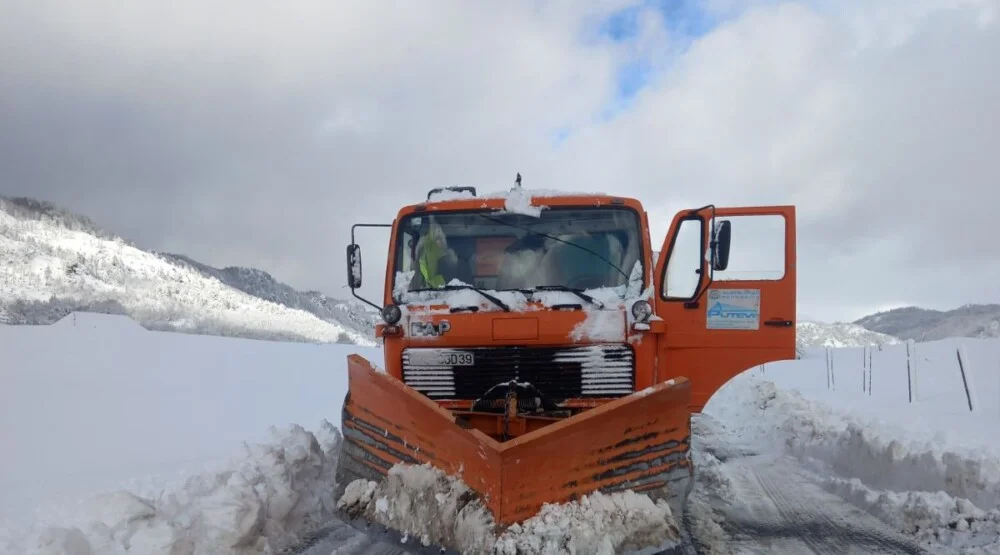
336, 354, 693, 527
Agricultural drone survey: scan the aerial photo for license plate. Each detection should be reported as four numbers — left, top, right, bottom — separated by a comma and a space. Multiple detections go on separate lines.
408, 350, 475, 367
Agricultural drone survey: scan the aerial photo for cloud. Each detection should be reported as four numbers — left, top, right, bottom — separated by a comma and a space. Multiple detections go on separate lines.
0, 0, 997, 323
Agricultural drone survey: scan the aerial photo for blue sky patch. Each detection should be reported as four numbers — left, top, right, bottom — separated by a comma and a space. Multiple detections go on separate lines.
600, 0, 722, 43
607, 1, 735, 114
554, 1, 739, 143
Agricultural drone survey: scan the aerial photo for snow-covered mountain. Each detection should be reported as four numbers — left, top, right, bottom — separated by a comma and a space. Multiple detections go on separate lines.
0, 196, 376, 345
158, 253, 380, 338
856, 304, 1000, 341
795, 320, 900, 349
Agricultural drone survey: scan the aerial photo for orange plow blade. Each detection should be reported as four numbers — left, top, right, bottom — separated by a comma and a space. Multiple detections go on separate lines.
335, 353, 693, 530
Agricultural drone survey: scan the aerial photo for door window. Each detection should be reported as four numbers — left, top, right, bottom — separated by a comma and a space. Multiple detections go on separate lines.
710, 215, 786, 281
663, 217, 703, 299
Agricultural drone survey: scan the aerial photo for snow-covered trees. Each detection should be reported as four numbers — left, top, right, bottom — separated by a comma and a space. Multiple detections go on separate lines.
0, 197, 374, 345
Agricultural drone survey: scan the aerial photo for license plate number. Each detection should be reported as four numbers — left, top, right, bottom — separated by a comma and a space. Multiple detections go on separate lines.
408, 350, 474, 367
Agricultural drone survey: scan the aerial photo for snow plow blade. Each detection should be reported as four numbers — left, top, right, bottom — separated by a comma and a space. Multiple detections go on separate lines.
335, 354, 694, 531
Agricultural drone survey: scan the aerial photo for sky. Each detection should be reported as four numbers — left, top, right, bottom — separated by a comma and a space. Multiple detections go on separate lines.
0, 0, 997, 323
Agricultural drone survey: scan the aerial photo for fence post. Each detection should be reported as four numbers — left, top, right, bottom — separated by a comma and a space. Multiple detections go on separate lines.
956, 346, 975, 412
906, 340, 914, 403
862, 346, 867, 393
830, 348, 836, 390
868, 348, 873, 396
826, 347, 831, 390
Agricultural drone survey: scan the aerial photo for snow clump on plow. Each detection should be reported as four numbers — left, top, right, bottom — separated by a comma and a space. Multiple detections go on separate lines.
336, 462, 682, 555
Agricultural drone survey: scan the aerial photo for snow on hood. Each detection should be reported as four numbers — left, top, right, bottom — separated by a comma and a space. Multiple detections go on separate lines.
569, 307, 626, 342
396, 276, 640, 312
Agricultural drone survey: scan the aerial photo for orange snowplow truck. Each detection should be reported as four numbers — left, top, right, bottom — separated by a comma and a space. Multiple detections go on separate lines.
337, 183, 796, 534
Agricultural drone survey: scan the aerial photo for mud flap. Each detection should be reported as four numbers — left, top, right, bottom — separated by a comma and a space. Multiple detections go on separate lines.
336, 354, 693, 528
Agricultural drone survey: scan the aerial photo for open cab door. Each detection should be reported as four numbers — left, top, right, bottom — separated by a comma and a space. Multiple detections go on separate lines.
653, 205, 796, 411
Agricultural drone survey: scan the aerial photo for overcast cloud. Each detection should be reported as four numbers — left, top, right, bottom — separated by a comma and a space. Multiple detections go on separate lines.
1, 0, 997, 323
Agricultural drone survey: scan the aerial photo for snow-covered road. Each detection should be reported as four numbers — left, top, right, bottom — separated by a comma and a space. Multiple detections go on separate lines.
688, 414, 927, 554
290, 519, 438, 555
286, 412, 928, 555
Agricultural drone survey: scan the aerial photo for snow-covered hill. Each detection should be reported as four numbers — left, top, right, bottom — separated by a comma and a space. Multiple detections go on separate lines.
857, 304, 1000, 341
158, 253, 380, 337
0, 197, 375, 345
796, 320, 900, 349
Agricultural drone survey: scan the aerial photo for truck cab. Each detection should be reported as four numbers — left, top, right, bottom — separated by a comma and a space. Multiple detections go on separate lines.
346, 185, 796, 421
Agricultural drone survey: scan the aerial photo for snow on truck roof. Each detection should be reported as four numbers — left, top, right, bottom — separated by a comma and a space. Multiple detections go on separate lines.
416, 186, 640, 218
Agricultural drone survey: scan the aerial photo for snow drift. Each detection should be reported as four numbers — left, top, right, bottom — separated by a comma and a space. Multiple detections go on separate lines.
336, 463, 681, 555
706, 363, 1000, 554
5, 422, 344, 555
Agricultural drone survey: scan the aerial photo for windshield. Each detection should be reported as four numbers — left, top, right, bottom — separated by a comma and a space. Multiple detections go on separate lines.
391, 206, 644, 300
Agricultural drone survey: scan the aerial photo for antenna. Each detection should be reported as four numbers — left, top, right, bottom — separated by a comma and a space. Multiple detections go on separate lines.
514, 172, 522, 188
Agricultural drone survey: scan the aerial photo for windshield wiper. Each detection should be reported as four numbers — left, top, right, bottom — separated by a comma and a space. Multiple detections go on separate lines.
411, 284, 511, 312
532, 285, 605, 309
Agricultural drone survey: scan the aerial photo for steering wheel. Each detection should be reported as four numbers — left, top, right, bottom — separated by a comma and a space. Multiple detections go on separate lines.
566, 274, 606, 290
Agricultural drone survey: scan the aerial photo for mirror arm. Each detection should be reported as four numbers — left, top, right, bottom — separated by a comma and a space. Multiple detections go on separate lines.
347, 223, 393, 313
351, 288, 384, 313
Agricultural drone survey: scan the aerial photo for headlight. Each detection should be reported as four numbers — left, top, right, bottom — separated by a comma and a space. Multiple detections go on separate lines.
381, 304, 402, 325
631, 300, 652, 322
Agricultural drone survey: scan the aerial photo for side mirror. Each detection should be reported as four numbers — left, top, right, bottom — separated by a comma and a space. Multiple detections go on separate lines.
347, 244, 362, 289
712, 220, 731, 271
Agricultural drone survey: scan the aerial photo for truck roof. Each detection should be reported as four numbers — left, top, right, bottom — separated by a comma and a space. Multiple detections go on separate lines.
398, 187, 645, 219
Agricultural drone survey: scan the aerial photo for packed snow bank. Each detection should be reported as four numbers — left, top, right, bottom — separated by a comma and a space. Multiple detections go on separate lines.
821, 476, 1000, 552
706, 364, 1000, 554
337, 464, 496, 553
337, 463, 681, 555
0, 314, 376, 547
711, 377, 1000, 510
494, 490, 680, 555
3, 422, 344, 555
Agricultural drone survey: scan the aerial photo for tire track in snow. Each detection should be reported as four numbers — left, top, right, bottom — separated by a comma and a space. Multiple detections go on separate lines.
749, 457, 925, 554
690, 414, 929, 555
285, 518, 434, 555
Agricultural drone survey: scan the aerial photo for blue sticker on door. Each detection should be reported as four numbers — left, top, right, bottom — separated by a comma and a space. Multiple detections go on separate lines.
706, 289, 760, 330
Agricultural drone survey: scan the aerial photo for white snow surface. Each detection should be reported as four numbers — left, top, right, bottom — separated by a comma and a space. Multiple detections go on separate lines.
0, 313, 374, 554
569, 306, 626, 342
493, 490, 680, 555
5, 313, 1000, 554
475, 188, 610, 200
397, 280, 632, 316
336, 465, 497, 553
337, 463, 681, 555
796, 320, 901, 348
501, 187, 545, 217
706, 337, 1000, 554
8, 422, 345, 555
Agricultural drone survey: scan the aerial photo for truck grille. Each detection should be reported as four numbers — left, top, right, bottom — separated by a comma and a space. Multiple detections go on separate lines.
401, 344, 635, 402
